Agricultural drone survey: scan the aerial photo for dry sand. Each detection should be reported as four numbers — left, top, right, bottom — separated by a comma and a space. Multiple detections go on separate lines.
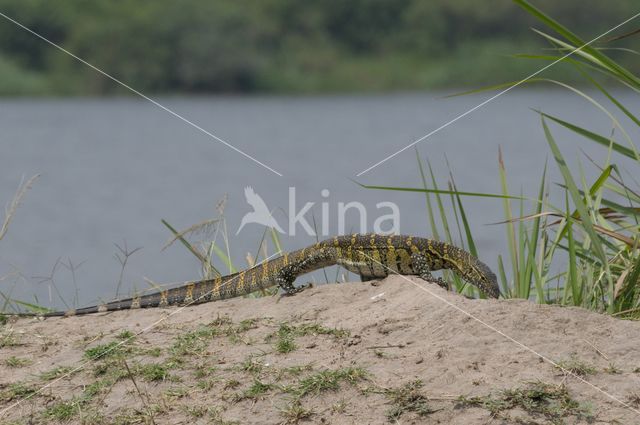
1, 276, 640, 424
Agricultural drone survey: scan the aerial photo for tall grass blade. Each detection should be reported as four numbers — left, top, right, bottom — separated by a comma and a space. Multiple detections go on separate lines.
537, 111, 637, 160
567, 215, 580, 305
578, 69, 640, 128
13, 299, 52, 314
211, 243, 237, 274
512, 0, 640, 88
427, 160, 454, 244
416, 150, 440, 240
453, 185, 478, 257
0, 174, 40, 242
528, 162, 547, 299
161, 219, 207, 264
497, 255, 509, 297
356, 182, 524, 200
498, 148, 519, 295
617, 253, 640, 313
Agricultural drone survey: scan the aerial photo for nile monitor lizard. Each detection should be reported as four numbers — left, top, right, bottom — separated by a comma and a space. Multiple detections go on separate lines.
17, 234, 500, 317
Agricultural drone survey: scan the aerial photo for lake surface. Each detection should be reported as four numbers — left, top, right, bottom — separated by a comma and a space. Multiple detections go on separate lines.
1, 91, 638, 309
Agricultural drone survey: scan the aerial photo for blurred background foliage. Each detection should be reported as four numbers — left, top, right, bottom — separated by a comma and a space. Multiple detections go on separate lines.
0, 0, 638, 95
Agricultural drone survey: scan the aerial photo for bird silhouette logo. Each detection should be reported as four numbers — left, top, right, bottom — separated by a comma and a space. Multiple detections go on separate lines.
236, 186, 285, 235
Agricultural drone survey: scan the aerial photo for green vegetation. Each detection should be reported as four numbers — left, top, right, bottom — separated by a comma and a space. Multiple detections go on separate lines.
237, 379, 274, 400
0, 383, 36, 402
39, 366, 75, 381
275, 332, 297, 354
269, 321, 350, 354
382, 380, 434, 421
169, 316, 256, 360
84, 341, 126, 360
42, 400, 77, 421
137, 363, 172, 382
0, 0, 638, 95
555, 356, 597, 377
294, 367, 367, 397
457, 381, 593, 424
0, 328, 21, 348
278, 399, 314, 424
4, 356, 31, 368
363, 0, 640, 316
116, 330, 134, 340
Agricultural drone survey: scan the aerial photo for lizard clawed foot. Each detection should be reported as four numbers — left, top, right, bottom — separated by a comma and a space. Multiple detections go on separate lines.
434, 277, 449, 290
276, 283, 312, 302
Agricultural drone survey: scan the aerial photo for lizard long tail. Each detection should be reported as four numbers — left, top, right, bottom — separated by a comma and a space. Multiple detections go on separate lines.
9, 271, 247, 317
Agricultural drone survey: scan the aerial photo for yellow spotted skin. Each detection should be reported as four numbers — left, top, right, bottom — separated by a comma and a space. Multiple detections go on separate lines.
36, 234, 499, 317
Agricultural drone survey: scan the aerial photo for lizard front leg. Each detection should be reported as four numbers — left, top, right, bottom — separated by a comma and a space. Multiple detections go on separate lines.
410, 253, 449, 290
276, 249, 331, 296
276, 264, 307, 296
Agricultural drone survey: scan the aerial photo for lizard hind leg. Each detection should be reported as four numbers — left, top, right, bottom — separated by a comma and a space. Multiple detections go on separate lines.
360, 274, 385, 286
360, 274, 377, 282
410, 253, 449, 291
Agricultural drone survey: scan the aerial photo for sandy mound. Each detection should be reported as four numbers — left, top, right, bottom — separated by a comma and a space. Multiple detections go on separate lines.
1, 276, 640, 424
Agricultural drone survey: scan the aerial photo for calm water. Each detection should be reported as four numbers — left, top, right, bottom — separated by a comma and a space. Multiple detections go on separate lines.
1, 91, 637, 308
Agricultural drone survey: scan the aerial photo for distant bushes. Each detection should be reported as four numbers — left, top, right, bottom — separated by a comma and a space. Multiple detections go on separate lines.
0, 0, 638, 95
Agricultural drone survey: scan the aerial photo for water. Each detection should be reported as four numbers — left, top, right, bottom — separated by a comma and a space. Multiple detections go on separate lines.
1, 91, 637, 308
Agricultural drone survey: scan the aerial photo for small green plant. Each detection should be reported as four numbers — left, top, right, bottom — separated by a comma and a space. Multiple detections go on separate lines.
331, 398, 349, 414
40, 366, 75, 381
194, 364, 218, 379
164, 386, 189, 399
170, 324, 220, 357
197, 379, 217, 391
295, 367, 367, 397
83, 378, 115, 399
182, 404, 208, 418
0, 329, 20, 348
278, 399, 314, 424
117, 330, 135, 340
238, 355, 264, 374
384, 380, 434, 421
271, 322, 349, 354
237, 379, 273, 400
84, 341, 124, 360
4, 356, 32, 368
145, 347, 162, 357
276, 335, 296, 354
555, 356, 596, 377
138, 363, 171, 381
278, 364, 314, 378
42, 397, 86, 421
0, 383, 37, 402
604, 363, 621, 374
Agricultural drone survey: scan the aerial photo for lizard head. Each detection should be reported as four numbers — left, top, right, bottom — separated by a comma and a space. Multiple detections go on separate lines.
457, 256, 500, 299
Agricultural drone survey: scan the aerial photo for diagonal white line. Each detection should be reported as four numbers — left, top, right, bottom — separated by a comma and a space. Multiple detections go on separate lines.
359, 251, 640, 417
0, 251, 281, 418
0, 11, 283, 177
355, 11, 640, 177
